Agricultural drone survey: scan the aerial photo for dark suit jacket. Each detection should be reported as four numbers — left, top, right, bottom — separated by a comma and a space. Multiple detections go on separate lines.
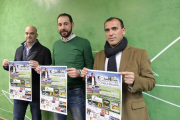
4, 40, 52, 101
93, 45, 155, 120
41, 71, 49, 78
87, 76, 96, 85
10, 66, 16, 73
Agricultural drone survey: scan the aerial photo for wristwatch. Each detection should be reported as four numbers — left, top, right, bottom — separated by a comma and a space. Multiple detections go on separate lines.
79, 69, 82, 77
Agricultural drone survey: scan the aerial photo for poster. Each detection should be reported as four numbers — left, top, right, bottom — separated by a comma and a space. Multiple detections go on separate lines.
86, 69, 122, 120
9, 61, 32, 101
40, 66, 67, 115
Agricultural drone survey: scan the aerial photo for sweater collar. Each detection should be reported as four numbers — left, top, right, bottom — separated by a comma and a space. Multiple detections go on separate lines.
61, 34, 76, 42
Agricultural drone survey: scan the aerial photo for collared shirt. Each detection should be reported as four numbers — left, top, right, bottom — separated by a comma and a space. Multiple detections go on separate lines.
104, 51, 122, 71
24, 42, 36, 56
92, 77, 95, 86
45, 72, 48, 78
13, 66, 16, 73
61, 34, 76, 42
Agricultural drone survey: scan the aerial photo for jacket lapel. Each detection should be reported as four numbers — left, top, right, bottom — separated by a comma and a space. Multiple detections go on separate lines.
26, 41, 42, 61
119, 45, 131, 72
27, 46, 42, 61
17, 47, 24, 61
100, 51, 106, 70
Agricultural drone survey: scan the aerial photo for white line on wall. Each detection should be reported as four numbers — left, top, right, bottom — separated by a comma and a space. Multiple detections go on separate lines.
143, 92, 180, 108
152, 71, 159, 76
151, 36, 180, 62
0, 93, 4, 96
144, 37, 180, 108
92, 51, 99, 53
1, 90, 31, 120
155, 84, 180, 88
2, 90, 13, 105
0, 108, 13, 113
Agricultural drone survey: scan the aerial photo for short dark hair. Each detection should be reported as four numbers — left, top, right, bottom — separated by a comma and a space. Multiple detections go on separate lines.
104, 17, 124, 28
57, 13, 73, 23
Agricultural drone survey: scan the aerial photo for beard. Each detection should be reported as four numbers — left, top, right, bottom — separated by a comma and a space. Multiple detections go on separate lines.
59, 28, 72, 38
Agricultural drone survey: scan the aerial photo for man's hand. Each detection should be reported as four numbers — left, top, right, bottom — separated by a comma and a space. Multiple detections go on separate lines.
81, 67, 88, 77
29, 60, 39, 69
36, 65, 41, 74
120, 72, 135, 85
66, 68, 79, 78
2, 59, 9, 67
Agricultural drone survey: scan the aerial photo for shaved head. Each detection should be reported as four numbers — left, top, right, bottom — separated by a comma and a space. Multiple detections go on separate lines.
25, 26, 37, 33
25, 26, 38, 46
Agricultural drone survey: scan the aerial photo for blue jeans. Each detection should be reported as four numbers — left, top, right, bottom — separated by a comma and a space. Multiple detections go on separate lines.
55, 87, 85, 120
13, 99, 41, 120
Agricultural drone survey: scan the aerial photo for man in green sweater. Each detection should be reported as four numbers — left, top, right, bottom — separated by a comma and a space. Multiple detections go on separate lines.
54, 13, 94, 120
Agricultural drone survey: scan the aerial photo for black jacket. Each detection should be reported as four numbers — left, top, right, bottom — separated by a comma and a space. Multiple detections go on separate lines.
4, 40, 52, 101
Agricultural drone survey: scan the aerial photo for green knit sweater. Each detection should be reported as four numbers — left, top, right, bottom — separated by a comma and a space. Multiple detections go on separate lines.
52, 36, 94, 88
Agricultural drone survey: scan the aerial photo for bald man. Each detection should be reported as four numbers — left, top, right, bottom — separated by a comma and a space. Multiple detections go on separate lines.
2, 26, 52, 120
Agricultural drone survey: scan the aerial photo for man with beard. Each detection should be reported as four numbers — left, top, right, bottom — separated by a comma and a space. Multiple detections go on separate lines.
54, 13, 94, 120
81, 17, 155, 120
2, 26, 52, 120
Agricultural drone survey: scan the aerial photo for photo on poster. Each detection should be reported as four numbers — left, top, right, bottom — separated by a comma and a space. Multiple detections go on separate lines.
9, 61, 32, 101
86, 69, 122, 120
40, 66, 67, 115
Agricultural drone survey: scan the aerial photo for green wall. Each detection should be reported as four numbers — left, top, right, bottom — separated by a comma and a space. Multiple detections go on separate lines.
0, 0, 180, 119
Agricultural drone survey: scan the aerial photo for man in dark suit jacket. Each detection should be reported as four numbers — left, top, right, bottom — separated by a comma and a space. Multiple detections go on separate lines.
81, 18, 155, 120
10, 63, 17, 73
41, 68, 49, 78
87, 72, 96, 86
2, 26, 52, 120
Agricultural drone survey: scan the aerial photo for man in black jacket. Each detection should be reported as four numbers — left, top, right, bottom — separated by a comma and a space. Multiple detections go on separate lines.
2, 26, 52, 120
41, 68, 49, 78
87, 72, 96, 86
10, 63, 17, 73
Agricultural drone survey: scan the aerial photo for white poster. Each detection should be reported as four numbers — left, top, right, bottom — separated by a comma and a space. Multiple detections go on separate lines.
40, 66, 67, 115
86, 69, 122, 120
9, 61, 32, 101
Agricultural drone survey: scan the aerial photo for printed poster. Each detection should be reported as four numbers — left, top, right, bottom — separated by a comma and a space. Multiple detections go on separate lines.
40, 66, 67, 115
9, 61, 32, 101
86, 69, 122, 120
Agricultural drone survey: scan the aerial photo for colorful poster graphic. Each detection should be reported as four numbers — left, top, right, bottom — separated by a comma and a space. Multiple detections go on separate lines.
86, 70, 122, 120
9, 61, 32, 101
40, 66, 67, 115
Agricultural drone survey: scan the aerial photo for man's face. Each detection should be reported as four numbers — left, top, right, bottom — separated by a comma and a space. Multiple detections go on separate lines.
45, 68, 47, 72
25, 26, 38, 44
57, 16, 74, 39
104, 19, 126, 48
